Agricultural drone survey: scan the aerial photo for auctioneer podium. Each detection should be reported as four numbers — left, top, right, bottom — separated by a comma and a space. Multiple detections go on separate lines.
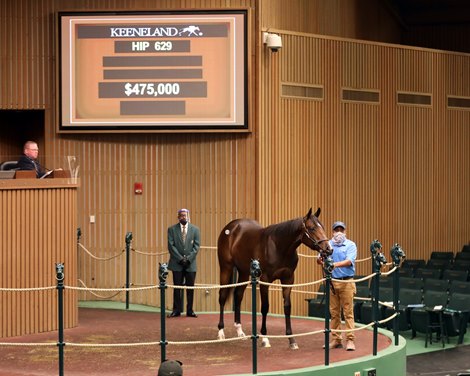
0, 172, 78, 338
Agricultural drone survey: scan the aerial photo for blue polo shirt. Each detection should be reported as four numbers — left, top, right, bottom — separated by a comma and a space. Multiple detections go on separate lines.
329, 238, 357, 279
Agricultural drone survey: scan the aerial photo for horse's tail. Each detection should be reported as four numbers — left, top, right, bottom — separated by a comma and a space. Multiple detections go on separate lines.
217, 220, 240, 268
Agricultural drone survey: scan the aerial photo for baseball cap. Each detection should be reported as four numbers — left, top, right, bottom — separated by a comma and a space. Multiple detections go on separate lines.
158, 360, 183, 376
332, 221, 346, 230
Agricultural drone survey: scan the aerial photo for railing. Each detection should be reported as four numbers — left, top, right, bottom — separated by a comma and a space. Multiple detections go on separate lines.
0, 241, 406, 375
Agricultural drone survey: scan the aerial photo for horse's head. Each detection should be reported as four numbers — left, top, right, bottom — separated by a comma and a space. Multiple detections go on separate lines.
301, 208, 332, 259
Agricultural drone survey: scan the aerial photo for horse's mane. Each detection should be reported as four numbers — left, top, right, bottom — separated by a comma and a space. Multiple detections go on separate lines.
264, 217, 302, 237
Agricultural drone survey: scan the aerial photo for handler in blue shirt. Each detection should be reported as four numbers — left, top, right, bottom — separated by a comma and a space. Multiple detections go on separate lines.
327, 221, 357, 351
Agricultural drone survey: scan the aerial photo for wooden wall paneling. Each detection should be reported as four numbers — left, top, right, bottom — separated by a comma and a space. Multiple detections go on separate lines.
257, 31, 470, 315
0, 183, 77, 338
1, 0, 469, 320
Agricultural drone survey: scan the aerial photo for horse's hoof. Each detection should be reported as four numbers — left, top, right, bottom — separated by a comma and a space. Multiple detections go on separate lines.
261, 338, 271, 348
289, 342, 299, 350
234, 323, 246, 338
217, 329, 225, 340
237, 331, 246, 338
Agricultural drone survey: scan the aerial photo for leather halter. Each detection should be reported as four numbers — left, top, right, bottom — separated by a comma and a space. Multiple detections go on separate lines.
302, 221, 329, 250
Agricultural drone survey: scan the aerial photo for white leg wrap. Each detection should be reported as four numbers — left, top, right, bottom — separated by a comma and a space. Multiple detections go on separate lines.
234, 323, 246, 337
261, 337, 271, 348
217, 329, 225, 340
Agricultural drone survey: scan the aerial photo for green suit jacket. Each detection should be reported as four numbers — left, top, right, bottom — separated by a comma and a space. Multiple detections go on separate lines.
167, 222, 200, 272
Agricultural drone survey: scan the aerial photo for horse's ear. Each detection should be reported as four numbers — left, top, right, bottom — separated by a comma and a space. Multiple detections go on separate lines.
314, 207, 321, 218
305, 207, 312, 220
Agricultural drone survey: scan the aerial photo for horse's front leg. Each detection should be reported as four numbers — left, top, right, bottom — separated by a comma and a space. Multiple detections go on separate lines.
282, 285, 298, 350
260, 284, 271, 347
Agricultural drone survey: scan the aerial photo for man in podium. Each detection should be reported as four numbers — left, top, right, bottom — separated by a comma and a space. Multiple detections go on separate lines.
17, 141, 46, 178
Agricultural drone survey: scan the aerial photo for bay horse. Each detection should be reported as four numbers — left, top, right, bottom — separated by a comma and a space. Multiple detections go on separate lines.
217, 208, 331, 349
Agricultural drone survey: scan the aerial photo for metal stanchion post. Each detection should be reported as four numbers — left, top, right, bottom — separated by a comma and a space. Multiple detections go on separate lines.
322, 256, 334, 366
250, 260, 261, 375
370, 240, 386, 356
56, 263, 65, 376
159, 263, 169, 363
391, 244, 406, 346
125, 232, 132, 309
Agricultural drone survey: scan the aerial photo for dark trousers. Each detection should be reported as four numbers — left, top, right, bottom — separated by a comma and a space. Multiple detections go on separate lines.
172, 270, 196, 313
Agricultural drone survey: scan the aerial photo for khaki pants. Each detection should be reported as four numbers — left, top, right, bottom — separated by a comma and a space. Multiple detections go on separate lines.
330, 280, 356, 342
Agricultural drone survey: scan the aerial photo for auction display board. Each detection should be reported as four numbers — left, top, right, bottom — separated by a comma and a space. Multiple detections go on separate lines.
57, 11, 248, 132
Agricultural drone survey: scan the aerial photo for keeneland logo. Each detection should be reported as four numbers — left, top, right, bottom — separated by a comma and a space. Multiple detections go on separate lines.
110, 25, 203, 37
178, 25, 203, 36
110, 27, 179, 37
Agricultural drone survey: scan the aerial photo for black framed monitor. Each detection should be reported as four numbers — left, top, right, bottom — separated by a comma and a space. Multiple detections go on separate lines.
57, 10, 248, 132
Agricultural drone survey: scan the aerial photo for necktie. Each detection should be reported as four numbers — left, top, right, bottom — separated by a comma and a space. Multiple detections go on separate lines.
33, 160, 40, 176
182, 225, 187, 242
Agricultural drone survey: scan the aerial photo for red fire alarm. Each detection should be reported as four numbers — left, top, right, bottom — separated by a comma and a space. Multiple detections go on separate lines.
134, 182, 143, 195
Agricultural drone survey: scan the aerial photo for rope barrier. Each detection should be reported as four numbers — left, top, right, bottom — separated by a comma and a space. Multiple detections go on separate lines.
0, 286, 55, 292
67, 341, 159, 347
78, 243, 124, 261
381, 266, 398, 276
1, 271, 380, 294
0, 342, 56, 347
67, 337, 247, 347
64, 280, 251, 292
77, 279, 123, 299
131, 248, 166, 256
379, 312, 398, 324
77, 242, 219, 261
331, 322, 375, 332
167, 336, 247, 345
259, 329, 324, 339
258, 279, 325, 288
3, 237, 407, 368
0, 314, 399, 348
1, 273, 379, 293
297, 253, 372, 263
0, 272, 406, 371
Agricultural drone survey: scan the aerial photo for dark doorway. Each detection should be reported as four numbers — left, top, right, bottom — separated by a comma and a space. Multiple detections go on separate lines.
0, 110, 45, 163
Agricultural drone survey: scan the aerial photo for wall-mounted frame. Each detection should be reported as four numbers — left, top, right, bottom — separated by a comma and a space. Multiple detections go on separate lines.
57, 10, 248, 133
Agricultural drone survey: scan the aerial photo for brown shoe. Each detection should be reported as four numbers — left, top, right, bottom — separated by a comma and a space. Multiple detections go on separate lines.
323, 340, 343, 349
346, 340, 355, 351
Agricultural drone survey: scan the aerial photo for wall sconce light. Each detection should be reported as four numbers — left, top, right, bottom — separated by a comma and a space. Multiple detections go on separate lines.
263, 32, 282, 52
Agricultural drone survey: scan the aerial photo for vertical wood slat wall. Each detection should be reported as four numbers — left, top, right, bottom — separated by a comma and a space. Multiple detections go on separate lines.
0, 0, 469, 321
254, 30, 470, 315
0, 183, 78, 338
0, 0, 258, 315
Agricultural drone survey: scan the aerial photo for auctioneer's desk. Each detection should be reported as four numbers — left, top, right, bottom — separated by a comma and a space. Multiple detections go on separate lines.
0, 177, 79, 338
